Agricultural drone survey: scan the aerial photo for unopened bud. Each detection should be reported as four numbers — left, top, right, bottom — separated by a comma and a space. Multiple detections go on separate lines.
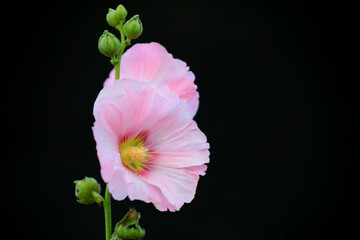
106, 8, 119, 27
74, 177, 102, 205
98, 30, 121, 57
115, 4, 127, 22
123, 15, 143, 39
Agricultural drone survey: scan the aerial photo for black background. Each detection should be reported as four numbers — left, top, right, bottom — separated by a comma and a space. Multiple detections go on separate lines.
7, 0, 358, 239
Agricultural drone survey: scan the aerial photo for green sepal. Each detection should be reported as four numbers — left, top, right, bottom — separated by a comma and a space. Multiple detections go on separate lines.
114, 209, 145, 240
91, 191, 104, 206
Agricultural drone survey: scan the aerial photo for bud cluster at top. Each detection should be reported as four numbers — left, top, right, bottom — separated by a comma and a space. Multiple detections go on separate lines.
99, 4, 143, 59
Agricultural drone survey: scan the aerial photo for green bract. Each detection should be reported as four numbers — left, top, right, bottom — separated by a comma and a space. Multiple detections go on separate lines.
74, 177, 101, 205
115, 225, 145, 240
98, 30, 121, 57
114, 209, 145, 240
124, 15, 143, 39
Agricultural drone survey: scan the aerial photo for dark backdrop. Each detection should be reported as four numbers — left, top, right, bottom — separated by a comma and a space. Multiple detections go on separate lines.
7, 0, 358, 239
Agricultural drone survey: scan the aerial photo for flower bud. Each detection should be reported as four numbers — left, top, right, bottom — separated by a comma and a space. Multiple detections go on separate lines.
98, 30, 121, 57
123, 15, 143, 39
114, 209, 145, 240
106, 8, 119, 27
74, 177, 102, 205
115, 4, 127, 22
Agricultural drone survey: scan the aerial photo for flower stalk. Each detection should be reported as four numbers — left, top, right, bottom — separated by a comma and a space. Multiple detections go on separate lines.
100, 4, 142, 239
104, 185, 112, 240
114, 21, 128, 80
77, 4, 155, 240
107, 19, 131, 80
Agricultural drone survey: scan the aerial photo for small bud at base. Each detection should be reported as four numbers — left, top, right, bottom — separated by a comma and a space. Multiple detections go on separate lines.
74, 177, 102, 205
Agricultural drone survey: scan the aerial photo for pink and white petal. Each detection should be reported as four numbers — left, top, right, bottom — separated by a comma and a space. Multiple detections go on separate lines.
143, 164, 200, 210
145, 184, 178, 212
107, 169, 128, 201
95, 79, 187, 143
119, 42, 175, 83
153, 148, 209, 169
123, 86, 189, 136
95, 80, 165, 138
107, 43, 195, 85
104, 68, 116, 86
150, 83, 180, 102
93, 100, 129, 144
122, 171, 177, 211
94, 78, 144, 109
187, 91, 200, 118
102, 43, 199, 115
173, 58, 190, 76
92, 102, 127, 171
183, 165, 208, 177
120, 42, 197, 93
118, 84, 178, 134
161, 76, 199, 117
98, 152, 119, 182
149, 120, 210, 168
184, 70, 196, 82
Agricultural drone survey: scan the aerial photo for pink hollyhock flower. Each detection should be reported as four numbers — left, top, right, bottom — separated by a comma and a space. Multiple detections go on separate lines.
92, 79, 209, 211
104, 42, 199, 117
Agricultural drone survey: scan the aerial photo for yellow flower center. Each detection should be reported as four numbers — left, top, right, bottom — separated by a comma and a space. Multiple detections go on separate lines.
120, 136, 149, 173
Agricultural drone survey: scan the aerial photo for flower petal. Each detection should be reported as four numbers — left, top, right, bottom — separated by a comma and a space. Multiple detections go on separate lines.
122, 171, 177, 211
161, 76, 199, 117
107, 168, 128, 201
184, 165, 208, 177
143, 164, 201, 210
120, 42, 175, 83
104, 68, 116, 87
149, 120, 210, 168
103, 42, 199, 117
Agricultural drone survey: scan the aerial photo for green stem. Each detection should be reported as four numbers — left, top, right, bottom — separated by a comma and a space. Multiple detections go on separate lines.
114, 60, 120, 80
104, 185, 112, 240
115, 21, 130, 80
119, 21, 125, 45
116, 44, 125, 80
